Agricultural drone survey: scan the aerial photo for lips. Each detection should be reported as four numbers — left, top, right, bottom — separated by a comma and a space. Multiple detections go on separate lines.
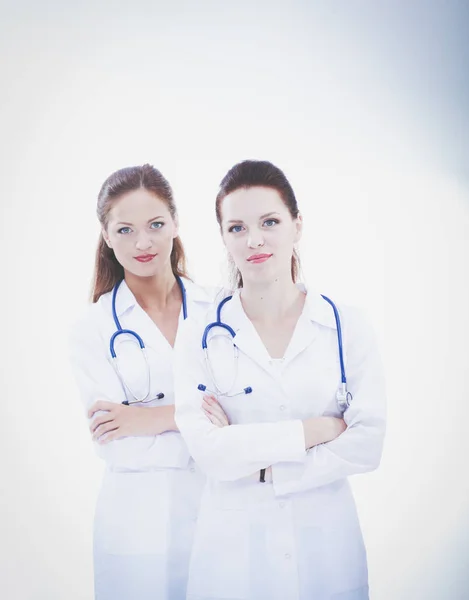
247, 253, 272, 264
134, 254, 157, 263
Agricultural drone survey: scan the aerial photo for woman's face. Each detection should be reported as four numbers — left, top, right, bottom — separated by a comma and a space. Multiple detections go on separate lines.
219, 186, 302, 286
103, 188, 178, 278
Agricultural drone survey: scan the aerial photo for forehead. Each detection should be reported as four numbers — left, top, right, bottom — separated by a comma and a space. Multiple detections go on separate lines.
221, 186, 288, 221
107, 188, 171, 222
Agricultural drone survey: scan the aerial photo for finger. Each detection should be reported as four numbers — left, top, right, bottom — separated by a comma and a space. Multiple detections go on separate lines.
93, 421, 120, 440
203, 395, 223, 411
88, 400, 115, 418
218, 413, 229, 427
203, 404, 228, 427
203, 394, 218, 404
89, 414, 115, 434
205, 402, 229, 426
203, 408, 224, 428
97, 428, 122, 444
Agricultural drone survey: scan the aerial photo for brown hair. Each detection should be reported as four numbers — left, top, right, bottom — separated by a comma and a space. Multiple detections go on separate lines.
215, 160, 300, 288
92, 164, 189, 302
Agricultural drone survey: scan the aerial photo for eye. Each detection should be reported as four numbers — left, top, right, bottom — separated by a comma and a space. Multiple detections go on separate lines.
263, 218, 279, 228
117, 226, 132, 234
150, 221, 164, 230
228, 224, 244, 233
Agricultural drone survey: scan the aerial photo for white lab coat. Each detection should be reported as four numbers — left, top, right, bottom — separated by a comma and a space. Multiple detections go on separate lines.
69, 278, 216, 600
174, 287, 386, 600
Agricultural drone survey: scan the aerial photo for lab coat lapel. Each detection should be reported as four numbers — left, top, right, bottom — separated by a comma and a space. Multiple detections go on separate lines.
283, 311, 318, 366
215, 287, 339, 374
226, 287, 339, 371
222, 292, 273, 373
284, 288, 338, 364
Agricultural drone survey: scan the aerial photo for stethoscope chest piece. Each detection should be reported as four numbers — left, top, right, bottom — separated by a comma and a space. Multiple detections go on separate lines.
336, 388, 353, 412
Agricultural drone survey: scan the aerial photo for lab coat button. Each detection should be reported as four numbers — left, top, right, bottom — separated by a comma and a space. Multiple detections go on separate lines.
279, 501, 286, 508
285, 553, 291, 559
279, 405, 285, 411
190, 467, 195, 472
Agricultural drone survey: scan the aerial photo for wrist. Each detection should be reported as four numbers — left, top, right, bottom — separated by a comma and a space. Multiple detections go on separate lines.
157, 405, 178, 434
302, 417, 335, 449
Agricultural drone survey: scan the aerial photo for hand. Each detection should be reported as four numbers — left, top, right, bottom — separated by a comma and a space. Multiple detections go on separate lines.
302, 416, 347, 449
202, 394, 230, 428
324, 416, 347, 441
88, 400, 176, 444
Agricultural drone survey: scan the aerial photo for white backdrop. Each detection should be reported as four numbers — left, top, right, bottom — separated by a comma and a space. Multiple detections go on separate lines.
1, 2, 469, 599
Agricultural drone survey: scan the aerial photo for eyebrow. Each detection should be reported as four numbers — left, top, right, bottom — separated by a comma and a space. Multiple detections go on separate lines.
226, 211, 280, 224
116, 216, 165, 226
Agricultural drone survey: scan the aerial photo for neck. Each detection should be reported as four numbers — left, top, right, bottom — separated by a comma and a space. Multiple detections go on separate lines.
240, 273, 302, 322
124, 266, 179, 311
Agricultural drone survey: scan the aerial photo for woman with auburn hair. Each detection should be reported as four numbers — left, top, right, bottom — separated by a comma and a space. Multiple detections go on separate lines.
174, 160, 386, 600
70, 164, 220, 600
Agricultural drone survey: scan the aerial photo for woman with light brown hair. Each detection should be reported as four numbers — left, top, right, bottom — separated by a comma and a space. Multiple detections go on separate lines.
70, 164, 218, 600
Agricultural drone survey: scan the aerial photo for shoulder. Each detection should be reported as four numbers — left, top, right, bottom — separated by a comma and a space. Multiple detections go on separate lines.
69, 292, 112, 344
309, 289, 377, 351
337, 303, 374, 338
182, 278, 224, 305
333, 302, 380, 362
335, 302, 369, 328
176, 285, 233, 347
183, 279, 231, 321
309, 288, 371, 334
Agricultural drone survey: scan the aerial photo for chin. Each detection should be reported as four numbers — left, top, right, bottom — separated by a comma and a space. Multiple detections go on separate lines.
241, 269, 278, 286
125, 262, 161, 279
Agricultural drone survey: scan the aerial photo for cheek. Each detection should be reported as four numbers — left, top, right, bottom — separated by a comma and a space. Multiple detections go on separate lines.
108, 234, 125, 253
109, 234, 139, 261
223, 235, 242, 259
147, 228, 177, 257
162, 227, 177, 247
112, 243, 131, 264
273, 227, 296, 249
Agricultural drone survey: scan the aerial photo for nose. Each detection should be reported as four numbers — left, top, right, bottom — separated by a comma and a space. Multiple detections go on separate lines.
135, 232, 153, 251
247, 231, 264, 249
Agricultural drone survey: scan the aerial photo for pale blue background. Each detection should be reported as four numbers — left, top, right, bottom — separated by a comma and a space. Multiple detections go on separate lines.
1, 2, 468, 599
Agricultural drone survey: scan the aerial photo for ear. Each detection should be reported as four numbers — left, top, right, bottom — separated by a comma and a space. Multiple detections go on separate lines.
102, 227, 112, 249
172, 216, 180, 239
293, 213, 303, 244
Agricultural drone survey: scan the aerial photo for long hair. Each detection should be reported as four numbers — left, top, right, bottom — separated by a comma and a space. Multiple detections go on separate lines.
92, 164, 189, 302
215, 160, 300, 288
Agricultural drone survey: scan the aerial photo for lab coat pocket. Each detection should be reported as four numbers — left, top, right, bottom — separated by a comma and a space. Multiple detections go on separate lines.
95, 471, 169, 556
188, 505, 250, 599
324, 519, 368, 595
297, 526, 327, 598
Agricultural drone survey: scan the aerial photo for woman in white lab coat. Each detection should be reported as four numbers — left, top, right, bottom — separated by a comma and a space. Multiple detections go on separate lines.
69, 164, 217, 600
174, 160, 386, 600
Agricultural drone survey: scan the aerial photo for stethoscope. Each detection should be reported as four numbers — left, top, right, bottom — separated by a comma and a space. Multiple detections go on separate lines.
110, 276, 187, 405
197, 293, 353, 412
